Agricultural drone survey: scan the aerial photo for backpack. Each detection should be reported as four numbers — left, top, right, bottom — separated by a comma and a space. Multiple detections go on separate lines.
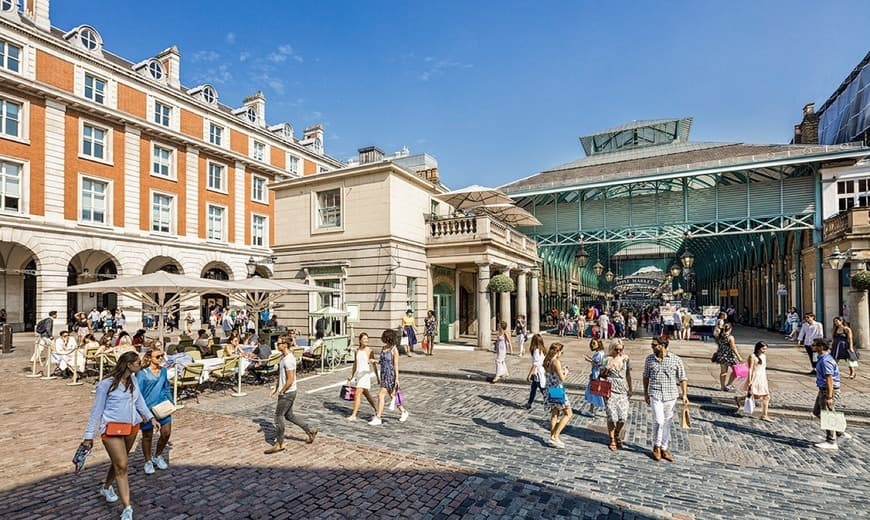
35, 318, 50, 335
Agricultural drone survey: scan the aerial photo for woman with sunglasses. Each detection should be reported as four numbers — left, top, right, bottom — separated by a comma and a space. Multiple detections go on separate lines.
602, 339, 632, 451
81, 351, 159, 520
543, 342, 572, 448
136, 348, 174, 474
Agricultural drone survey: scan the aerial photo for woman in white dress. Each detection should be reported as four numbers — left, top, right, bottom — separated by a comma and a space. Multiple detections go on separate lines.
747, 341, 772, 421
347, 332, 378, 421
492, 321, 512, 383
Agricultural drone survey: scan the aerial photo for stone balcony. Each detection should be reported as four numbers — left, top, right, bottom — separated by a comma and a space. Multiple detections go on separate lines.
824, 207, 870, 241
426, 214, 539, 265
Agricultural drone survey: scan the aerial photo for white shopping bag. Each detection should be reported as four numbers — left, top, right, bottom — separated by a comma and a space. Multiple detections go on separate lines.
820, 409, 847, 433
388, 395, 397, 411
743, 396, 755, 415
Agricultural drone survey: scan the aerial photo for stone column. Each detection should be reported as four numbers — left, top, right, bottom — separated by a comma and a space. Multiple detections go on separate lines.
529, 268, 540, 334
499, 268, 512, 330
477, 264, 491, 349
822, 262, 839, 328
516, 269, 528, 325
849, 262, 868, 350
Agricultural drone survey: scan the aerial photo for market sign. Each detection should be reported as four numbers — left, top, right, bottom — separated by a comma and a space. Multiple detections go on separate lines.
613, 277, 662, 291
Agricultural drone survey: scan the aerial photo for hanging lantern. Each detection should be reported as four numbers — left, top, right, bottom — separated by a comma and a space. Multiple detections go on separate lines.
670, 263, 682, 278
680, 250, 695, 270
575, 245, 589, 268
592, 261, 604, 276
604, 269, 614, 283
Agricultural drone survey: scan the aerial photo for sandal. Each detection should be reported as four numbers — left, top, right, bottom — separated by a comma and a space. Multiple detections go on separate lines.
615, 439, 624, 449
609, 441, 617, 451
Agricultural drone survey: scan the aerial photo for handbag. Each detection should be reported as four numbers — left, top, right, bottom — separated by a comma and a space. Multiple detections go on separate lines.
395, 389, 404, 407
743, 395, 755, 415
680, 405, 691, 429
820, 409, 847, 433
400, 336, 409, 347
849, 349, 860, 361
710, 352, 718, 364
546, 386, 566, 405
589, 378, 612, 399
339, 384, 356, 401
104, 422, 133, 436
151, 400, 176, 420
732, 362, 749, 378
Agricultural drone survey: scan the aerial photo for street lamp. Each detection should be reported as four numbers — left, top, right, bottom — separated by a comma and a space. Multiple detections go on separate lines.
680, 250, 695, 270
575, 243, 589, 268
604, 269, 614, 283
826, 246, 849, 271
592, 261, 604, 277
245, 257, 257, 278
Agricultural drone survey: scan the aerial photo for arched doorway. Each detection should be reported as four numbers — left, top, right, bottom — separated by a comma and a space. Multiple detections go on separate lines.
67, 250, 120, 324
142, 256, 183, 330
0, 241, 38, 331
201, 264, 230, 324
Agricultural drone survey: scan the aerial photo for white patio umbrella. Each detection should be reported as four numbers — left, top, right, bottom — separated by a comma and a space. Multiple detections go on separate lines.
434, 185, 514, 210
477, 203, 542, 227
53, 271, 233, 344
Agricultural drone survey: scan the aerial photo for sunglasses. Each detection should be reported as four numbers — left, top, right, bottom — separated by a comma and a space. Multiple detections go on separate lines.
153, 354, 163, 359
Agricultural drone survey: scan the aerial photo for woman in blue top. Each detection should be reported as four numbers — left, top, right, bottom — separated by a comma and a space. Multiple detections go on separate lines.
81, 351, 158, 520
581, 338, 607, 417
136, 348, 173, 475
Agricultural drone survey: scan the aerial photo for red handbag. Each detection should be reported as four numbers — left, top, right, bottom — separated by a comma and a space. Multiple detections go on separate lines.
589, 379, 612, 399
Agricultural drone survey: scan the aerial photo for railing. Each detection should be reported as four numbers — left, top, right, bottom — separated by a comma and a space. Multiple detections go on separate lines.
427, 214, 537, 256
824, 207, 870, 240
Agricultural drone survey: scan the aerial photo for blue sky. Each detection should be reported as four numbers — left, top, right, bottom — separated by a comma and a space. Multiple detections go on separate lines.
53, 1, 870, 188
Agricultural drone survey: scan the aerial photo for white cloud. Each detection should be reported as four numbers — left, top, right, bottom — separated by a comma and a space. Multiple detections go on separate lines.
225, 32, 236, 45
190, 50, 220, 63
193, 63, 232, 85
267, 43, 303, 64
239, 51, 250, 62
419, 58, 473, 81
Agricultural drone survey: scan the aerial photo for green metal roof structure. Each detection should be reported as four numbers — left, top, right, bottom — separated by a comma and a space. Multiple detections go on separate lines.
502, 118, 870, 318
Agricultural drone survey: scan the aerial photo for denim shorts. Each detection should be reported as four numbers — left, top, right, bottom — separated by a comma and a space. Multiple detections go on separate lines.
140, 415, 172, 431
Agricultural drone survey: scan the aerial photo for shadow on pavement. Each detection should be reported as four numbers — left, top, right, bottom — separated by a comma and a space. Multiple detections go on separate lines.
478, 394, 526, 409
0, 462, 662, 520
697, 416, 811, 448
472, 417, 547, 445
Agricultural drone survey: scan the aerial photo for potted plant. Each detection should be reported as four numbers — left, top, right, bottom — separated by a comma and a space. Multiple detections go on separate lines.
488, 274, 515, 293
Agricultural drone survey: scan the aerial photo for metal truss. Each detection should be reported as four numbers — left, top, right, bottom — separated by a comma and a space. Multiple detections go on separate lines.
532, 213, 815, 246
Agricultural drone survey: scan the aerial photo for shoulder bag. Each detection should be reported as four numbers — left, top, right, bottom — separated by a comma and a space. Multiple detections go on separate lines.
105, 387, 136, 436
546, 385, 566, 405
820, 409, 847, 433
151, 400, 176, 420
589, 378, 612, 399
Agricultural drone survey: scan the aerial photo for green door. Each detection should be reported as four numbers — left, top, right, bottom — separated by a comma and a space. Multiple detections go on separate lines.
433, 283, 454, 342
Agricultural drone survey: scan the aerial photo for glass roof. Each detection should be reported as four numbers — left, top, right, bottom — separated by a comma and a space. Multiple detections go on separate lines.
579, 118, 693, 156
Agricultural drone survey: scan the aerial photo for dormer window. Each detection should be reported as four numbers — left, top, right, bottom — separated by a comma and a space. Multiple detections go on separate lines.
246, 107, 257, 123
202, 86, 216, 104
148, 60, 164, 80
80, 28, 99, 51
283, 124, 293, 140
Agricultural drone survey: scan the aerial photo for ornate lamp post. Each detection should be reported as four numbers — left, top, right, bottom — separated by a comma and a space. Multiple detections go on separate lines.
575, 243, 589, 268
592, 261, 604, 277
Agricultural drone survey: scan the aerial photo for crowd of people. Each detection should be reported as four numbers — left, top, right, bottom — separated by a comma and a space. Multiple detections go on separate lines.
16, 301, 858, 519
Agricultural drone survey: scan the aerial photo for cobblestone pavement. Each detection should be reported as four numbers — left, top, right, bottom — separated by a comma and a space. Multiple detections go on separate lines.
2, 328, 869, 520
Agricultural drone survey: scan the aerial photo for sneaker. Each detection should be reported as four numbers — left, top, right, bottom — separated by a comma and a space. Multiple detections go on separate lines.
99, 485, 119, 503
579, 410, 594, 417
814, 441, 839, 450
840, 432, 853, 441
121, 505, 133, 520
399, 410, 409, 422
368, 416, 382, 426
143, 460, 155, 475
152, 455, 168, 470
725, 385, 735, 392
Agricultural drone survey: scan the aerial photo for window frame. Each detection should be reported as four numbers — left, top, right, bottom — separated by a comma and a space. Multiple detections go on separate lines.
0, 38, 22, 74
0, 156, 26, 214
153, 99, 173, 127
251, 213, 267, 247
205, 203, 227, 242
206, 161, 227, 193
147, 60, 164, 81
207, 121, 225, 148
150, 142, 176, 180
251, 174, 267, 203
79, 28, 100, 51
315, 188, 342, 230
83, 72, 107, 105
149, 189, 176, 235
287, 153, 299, 175
78, 174, 112, 227
0, 94, 25, 142
251, 140, 266, 162
79, 119, 112, 165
